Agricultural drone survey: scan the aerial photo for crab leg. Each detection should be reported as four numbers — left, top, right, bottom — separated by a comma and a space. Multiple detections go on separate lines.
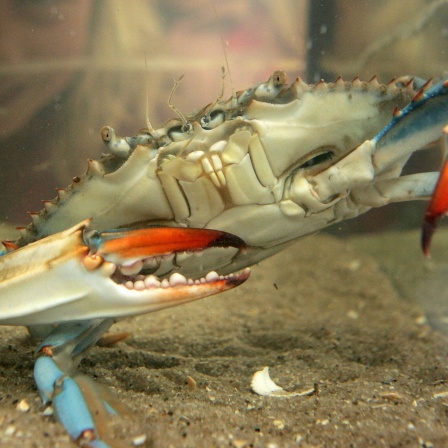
373, 80, 448, 175
307, 81, 448, 207
0, 220, 249, 446
34, 320, 118, 448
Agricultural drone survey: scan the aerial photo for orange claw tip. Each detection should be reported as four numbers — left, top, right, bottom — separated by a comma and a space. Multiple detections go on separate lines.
94, 227, 247, 259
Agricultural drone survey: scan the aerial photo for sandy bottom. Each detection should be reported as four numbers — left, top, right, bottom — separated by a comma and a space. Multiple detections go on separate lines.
1, 229, 448, 447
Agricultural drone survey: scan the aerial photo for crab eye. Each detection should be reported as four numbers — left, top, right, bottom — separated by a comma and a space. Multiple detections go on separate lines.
183, 123, 193, 132
200, 110, 224, 130
299, 151, 334, 169
168, 123, 193, 141
200, 116, 210, 127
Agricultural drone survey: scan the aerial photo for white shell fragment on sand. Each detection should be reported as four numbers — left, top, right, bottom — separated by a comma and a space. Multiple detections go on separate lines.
132, 434, 147, 446
16, 399, 30, 412
251, 366, 316, 397
251, 367, 284, 396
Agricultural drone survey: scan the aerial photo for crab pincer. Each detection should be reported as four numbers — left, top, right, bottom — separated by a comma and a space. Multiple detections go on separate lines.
0, 220, 250, 325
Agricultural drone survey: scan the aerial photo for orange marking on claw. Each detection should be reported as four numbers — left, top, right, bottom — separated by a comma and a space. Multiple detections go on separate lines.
99, 227, 244, 259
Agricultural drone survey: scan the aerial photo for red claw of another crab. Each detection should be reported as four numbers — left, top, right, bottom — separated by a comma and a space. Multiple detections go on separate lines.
422, 159, 448, 257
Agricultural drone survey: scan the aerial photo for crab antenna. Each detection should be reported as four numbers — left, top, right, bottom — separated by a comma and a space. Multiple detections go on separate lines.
144, 54, 159, 138
168, 74, 190, 131
218, 66, 226, 103
212, 0, 237, 106
203, 66, 227, 118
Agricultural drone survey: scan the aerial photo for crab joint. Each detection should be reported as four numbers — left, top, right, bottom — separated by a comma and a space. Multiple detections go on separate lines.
83, 254, 104, 271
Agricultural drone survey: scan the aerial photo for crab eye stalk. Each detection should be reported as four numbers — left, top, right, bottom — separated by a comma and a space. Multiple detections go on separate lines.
168, 123, 193, 141
200, 110, 225, 130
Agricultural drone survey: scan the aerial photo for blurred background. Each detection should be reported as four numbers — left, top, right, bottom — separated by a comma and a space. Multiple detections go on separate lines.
0, 0, 447, 233
0, 0, 307, 228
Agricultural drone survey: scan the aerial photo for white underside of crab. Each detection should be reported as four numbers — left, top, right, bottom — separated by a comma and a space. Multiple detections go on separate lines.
19, 75, 448, 278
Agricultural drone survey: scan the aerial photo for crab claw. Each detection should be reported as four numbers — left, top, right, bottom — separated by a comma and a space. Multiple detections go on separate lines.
0, 222, 249, 447
422, 126, 448, 256
0, 219, 250, 326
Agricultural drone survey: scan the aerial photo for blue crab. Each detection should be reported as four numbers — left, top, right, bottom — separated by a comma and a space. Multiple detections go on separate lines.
2, 72, 448, 446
